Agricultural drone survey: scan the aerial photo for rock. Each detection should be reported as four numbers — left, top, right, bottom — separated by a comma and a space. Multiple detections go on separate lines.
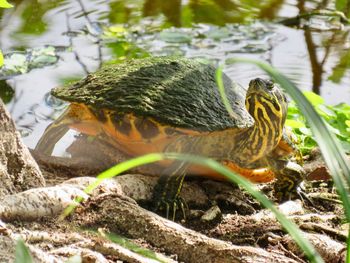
201, 205, 222, 222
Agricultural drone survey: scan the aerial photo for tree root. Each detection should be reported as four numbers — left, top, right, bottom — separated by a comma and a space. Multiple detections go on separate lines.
72, 193, 300, 263
0, 99, 44, 197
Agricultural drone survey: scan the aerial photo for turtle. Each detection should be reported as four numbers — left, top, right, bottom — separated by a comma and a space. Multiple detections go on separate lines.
35, 56, 304, 217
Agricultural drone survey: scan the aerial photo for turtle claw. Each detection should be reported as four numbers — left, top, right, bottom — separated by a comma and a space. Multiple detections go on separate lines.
153, 196, 187, 221
296, 184, 315, 206
174, 196, 187, 221
151, 161, 189, 220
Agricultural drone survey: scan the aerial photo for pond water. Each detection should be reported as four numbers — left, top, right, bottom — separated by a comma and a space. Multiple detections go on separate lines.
0, 0, 349, 149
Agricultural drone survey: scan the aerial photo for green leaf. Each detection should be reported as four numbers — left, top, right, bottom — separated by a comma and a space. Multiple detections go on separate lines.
159, 31, 192, 43
299, 127, 313, 136
287, 107, 300, 115
334, 102, 350, 114
104, 25, 127, 38
0, 53, 29, 76
333, 112, 350, 137
346, 120, 350, 127
324, 123, 342, 136
299, 136, 317, 155
317, 104, 337, 118
285, 119, 305, 128
0, 0, 13, 8
206, 27, 231, 40
286, 92, 350, 155
15, 239, 33, 263
303, 91, 325, 106
0, 50, 3, 67
0, 47, 60, 78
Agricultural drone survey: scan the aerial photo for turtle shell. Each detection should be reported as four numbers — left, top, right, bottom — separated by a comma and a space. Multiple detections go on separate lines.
52, 56, 254, 132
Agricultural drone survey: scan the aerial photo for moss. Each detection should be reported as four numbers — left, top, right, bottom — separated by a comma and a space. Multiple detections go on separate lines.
52, 57, 253, 132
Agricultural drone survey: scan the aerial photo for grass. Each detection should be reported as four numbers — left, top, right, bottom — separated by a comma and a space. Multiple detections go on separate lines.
286, 91, 350, 155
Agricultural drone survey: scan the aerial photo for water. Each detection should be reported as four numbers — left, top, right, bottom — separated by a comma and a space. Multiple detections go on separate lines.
0, 0, 349, 149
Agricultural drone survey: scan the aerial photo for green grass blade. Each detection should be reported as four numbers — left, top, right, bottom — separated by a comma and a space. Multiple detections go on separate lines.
0, 50, 3, 67
63, 153, 164, 216
100, 230, 168, 263
347, 228, 350, 261
215, 66, 236, 118
15, 239, 33, 263
84, 153, 164, 194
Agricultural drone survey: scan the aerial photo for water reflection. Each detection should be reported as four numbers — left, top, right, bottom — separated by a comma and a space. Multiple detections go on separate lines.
143, 0, 182, 26
106, 0, 287, 26
0, 0, 349, 148
292, 0, 350, 95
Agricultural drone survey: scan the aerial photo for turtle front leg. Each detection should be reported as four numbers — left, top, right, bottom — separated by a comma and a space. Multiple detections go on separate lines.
151, 161, 189, 220
267, 158, 305, 201
152, 136, 201, 219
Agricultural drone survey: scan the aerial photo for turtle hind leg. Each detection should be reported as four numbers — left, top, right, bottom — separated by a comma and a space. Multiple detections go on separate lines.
35, 103, 101, 156
151, 161, 189, 220
35, 109, 72, 155
268, 158, 305, 201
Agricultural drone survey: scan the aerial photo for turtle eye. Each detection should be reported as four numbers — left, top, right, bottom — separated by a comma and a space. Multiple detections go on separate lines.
266, 80, 274, 90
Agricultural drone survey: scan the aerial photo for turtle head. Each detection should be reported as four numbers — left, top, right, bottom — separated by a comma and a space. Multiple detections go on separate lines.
245, 78, 288, 124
